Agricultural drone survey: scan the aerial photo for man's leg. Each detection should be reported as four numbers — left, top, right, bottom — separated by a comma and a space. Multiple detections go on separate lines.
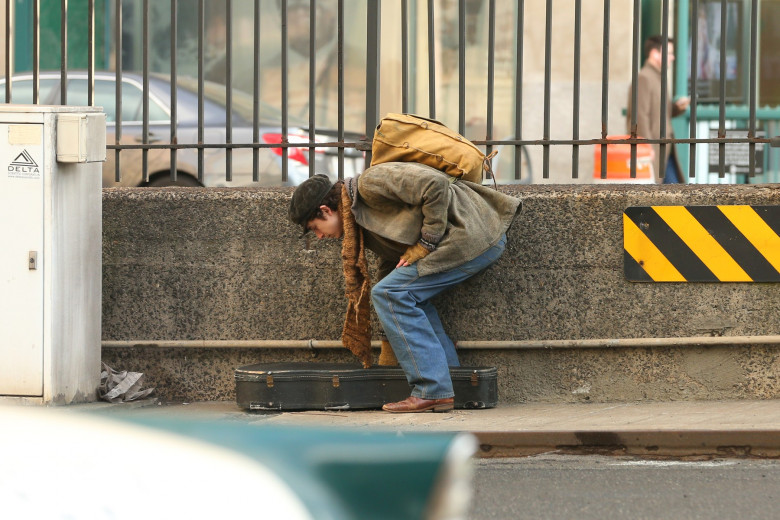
372, 235, 507, 401
420, 300, 459, 367
663, 156, 680, 184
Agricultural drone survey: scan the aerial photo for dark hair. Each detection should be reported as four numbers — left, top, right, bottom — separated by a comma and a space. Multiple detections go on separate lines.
644, 35, 674, 59
305, 180, 344, 223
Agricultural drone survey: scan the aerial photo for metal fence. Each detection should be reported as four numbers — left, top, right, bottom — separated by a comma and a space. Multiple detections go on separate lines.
2, 0, 774, 186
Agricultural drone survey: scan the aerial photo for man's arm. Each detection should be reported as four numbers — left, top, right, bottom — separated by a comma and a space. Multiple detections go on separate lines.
634, 73, 654, 140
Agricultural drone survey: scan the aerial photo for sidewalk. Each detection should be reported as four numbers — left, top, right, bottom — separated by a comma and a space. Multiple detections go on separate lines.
84, 399, 780, 458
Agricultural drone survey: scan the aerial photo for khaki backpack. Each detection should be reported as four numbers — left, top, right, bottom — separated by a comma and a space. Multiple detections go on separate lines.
370, 113, 498, 185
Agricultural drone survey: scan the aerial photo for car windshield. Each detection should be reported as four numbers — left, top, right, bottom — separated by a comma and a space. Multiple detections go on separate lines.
172, 75, 309, 128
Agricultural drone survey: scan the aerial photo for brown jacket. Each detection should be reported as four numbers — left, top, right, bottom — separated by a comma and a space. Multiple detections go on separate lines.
627, 62, 685, 183
346, 162, 521, 278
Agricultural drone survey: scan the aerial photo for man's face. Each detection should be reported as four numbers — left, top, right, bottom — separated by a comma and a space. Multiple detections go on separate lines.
650, 43, 675, 69
306, 205, 343, 239
666, 43, 675, 63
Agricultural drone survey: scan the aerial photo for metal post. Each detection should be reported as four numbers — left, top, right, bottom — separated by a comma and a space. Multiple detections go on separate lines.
142, 0, 149, 181
226, 0, 233, 182
5, 0, 13, 102
658, 0, 669, 181
458, 0, 465, 134
281, 0, 289, 182
337, 0, 344, 178
252, 0, 260, 182
88, 0, 94, 106
197, 0, 205, 183
61, 0, 67, 104
630, 0, 640, 178
365, 0, 381, 168
543, 0, 552, 178
115, 0, 122, 182
572, 0, 581, 179
600, 0, 610, 179
427, 0, 435, 119
171, 0, 178, 182
718, 0, 727, 177
748, 0, 758, 177
308, 0, 316, 179
689, 0, 699, 179
33, 0, 39, 103
514, 0, 524, 180
402, 0, 409, 114
486, 0, 496, 163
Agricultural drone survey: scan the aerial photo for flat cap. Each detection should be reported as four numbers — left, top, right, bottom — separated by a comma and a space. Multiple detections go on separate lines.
288, 174, 333, 234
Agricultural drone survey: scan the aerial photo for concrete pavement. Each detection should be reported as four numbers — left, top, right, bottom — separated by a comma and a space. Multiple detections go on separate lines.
80, 398, 780, 458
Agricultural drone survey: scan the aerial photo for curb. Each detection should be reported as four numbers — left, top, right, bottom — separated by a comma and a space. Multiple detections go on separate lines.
474, 430, 780, 459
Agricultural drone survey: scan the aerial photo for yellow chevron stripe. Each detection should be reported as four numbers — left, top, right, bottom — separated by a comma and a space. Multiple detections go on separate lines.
652, 206, 752, 282
718, 205, 780, 274
623, 213, 686, 281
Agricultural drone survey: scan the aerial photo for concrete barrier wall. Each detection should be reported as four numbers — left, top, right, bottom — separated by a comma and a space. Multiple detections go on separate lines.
102, 185, 780, 403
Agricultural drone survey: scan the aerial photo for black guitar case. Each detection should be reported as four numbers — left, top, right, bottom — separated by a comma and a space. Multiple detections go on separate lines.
235, 362, 498, 411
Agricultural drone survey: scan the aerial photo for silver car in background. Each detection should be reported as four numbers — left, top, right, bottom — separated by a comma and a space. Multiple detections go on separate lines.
1, 72, 365, 187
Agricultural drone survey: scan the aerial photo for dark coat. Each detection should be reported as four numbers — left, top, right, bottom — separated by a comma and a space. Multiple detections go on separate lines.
347, 162, 521, 277
627, 62, 686, 183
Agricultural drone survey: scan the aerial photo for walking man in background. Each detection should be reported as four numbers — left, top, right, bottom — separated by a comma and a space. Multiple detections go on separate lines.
628, 35, 691, 184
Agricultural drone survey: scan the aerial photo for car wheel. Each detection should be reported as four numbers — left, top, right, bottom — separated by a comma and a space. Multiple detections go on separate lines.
146, 173, 201, 187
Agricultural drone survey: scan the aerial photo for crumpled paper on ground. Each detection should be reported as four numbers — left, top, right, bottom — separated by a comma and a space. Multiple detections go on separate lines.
99, 363, 155, 403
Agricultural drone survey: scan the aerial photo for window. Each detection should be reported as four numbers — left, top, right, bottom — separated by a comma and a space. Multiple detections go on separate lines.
0, 78, 58, 104
67, 79, 168, 123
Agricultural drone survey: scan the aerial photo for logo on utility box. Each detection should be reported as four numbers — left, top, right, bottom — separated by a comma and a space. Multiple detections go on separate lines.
8, 149, 41, 179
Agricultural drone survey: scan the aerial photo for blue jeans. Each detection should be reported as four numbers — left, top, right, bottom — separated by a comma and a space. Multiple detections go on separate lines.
371, 234, 507, 399
664, 157, 680, 184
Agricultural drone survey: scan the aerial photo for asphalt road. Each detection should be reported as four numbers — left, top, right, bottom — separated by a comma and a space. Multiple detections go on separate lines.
471, 454, 780, 520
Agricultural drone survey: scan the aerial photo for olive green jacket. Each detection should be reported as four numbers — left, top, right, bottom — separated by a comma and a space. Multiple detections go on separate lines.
345, 162, 521, 277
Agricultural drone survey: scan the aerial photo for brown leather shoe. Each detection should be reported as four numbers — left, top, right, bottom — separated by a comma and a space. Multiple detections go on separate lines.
382, 396, 454, 413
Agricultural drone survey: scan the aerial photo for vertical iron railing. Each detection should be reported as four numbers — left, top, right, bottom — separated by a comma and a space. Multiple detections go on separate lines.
718, 0, 727, 178
170, 0, 178, 183
0, 0, 770, 187
60, 0, 67, 105
630, 0, 640, 178
280, 0, 289, 183
689, 0, 699, 180
365, 0, 381, 168
114, 0, 122, 182
658, 0, 669, 181
571, 0, 581, 180
599, 0, 610, 179
485, 0, 495, 163
307, 0, 316, 180
542, 0, 552, 179
32, 0, 39, 104
197, 0, 205, 183
514, 0, 524, 181
457, 0, 465, 135
5, 0, 13, 102
426, 0, 435, 120
142, 0, 149, 182
748, 0, 758, 178
225, 0, 233, 182
252, 0, 261, 183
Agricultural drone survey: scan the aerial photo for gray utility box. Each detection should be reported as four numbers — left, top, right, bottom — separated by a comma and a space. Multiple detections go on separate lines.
0, 105, 105, 404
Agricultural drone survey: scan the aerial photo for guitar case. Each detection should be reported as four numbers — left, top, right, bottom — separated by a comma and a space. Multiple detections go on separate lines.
235, 362, 498, 411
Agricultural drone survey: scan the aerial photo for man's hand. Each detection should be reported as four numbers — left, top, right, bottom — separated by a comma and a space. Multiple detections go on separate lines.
674, 96, 691, 111
397, 243, 431, 268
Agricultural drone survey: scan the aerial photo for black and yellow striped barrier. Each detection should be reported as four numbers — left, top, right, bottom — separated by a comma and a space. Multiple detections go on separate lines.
624, 206, 780, 282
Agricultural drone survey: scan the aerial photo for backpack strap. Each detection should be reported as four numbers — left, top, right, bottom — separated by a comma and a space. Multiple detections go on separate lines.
483, 150, 499, 189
